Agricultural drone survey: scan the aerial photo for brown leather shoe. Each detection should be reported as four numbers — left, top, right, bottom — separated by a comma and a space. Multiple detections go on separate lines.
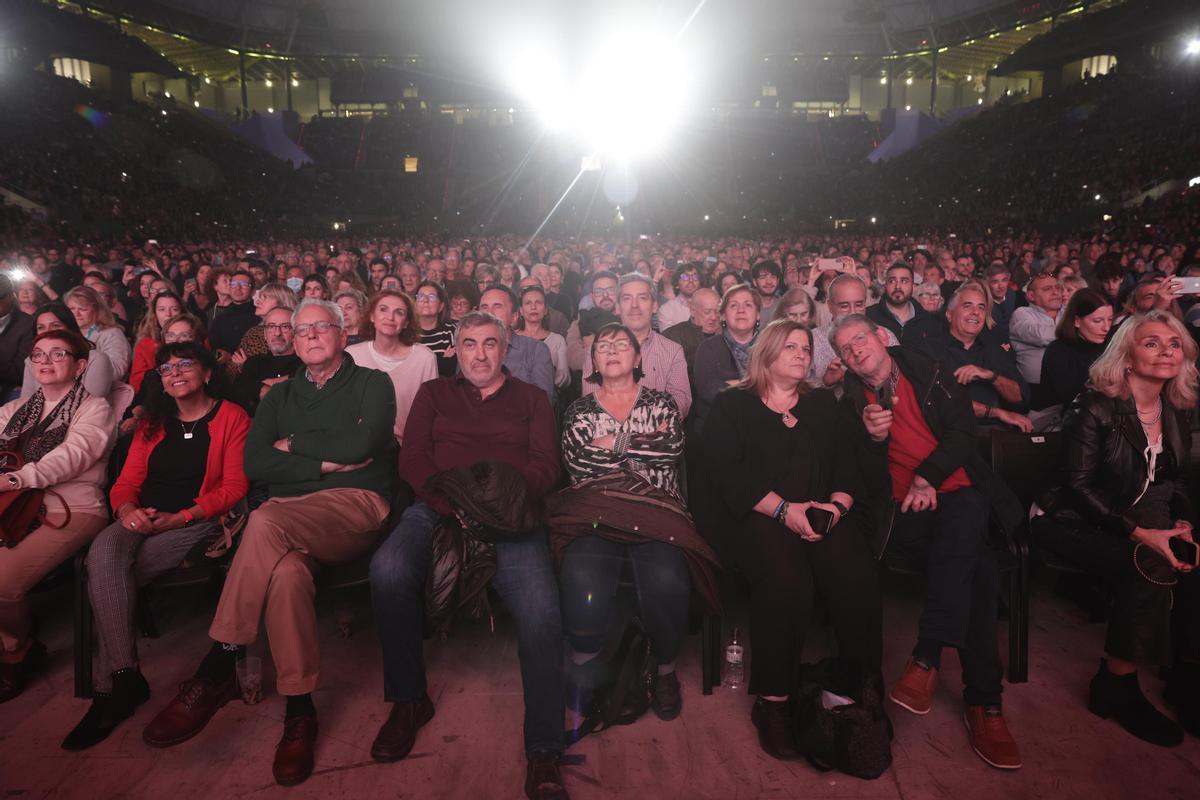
890, 658, 938, 715
370, 695, 435, 762
273, 714, 319, 786
964, 706, 1022, 769
525, 751, 569, 800
143, 677, 237, 747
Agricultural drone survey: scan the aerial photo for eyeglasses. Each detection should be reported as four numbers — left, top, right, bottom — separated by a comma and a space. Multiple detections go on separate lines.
265, 323, 294, 334
294, 320, 341, 337
592, 286, 617, 296
415, 292, 440, 303
31, 348, 76, 364
158, 359, 197, 376
678, 274, 700, 283
837, 332, 873, 360
595, 340, 633, 354
229, 279, 251, 288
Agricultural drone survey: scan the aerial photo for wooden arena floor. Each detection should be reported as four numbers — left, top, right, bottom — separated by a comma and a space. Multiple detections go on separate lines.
3, 570, 1199, 799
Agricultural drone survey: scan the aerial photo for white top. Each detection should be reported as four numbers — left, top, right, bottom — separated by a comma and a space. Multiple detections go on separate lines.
0, 393, 114, 516
1009, 305, 1058, 385
656, 295, 691, 331
346, 340, 438, 445
89, 325, 132, 382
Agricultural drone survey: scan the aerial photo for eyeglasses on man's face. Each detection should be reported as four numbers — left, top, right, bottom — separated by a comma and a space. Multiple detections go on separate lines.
265, 323, 294, 334
230, 279, 252, 288
158, 359, 197, 376
294, 320, 341, 337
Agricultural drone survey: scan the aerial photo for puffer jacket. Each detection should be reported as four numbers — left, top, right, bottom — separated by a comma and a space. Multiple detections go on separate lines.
1049, 389, 1195, 537
423, 462, 539, 635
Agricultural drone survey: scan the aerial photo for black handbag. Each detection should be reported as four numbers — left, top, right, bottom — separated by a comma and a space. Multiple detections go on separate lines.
793, 657, 893, 780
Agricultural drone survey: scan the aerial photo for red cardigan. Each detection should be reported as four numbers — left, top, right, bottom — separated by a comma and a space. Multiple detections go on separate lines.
110, 400, 251, 520
129, 337, 158, 393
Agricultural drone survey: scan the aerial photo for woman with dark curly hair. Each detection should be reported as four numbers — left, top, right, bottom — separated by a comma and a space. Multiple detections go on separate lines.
62, 342, 250, 751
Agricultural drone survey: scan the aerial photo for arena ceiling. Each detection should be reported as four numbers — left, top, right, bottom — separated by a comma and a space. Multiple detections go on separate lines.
45, 0, 1119, 87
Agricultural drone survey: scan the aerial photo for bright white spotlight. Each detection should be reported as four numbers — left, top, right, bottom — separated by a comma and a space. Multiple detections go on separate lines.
1186, 39, 1200, 55
1189, 176, 1200, 187
505, 20, 696, 162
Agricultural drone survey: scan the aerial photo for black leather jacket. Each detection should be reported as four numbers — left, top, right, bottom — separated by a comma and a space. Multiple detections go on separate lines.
1053, 389, 1195, 537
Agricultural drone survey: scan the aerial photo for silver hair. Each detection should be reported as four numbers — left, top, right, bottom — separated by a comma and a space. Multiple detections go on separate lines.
618, 272, 655, 293
826, 313, 879, 350
291, 298, 345, 328
827, 273, 867, 303
455, 310, 509, 351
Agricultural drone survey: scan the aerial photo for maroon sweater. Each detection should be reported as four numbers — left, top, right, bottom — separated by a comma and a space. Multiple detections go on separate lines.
400, 371, 560, 515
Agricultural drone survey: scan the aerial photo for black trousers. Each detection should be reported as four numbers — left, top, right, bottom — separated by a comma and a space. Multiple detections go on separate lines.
732, 511, 882, 697
1033, 514, 1200, 665
889, 487, 1004, 707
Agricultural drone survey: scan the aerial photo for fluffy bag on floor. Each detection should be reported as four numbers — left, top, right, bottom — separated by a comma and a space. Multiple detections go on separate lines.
793, 657, 893, 780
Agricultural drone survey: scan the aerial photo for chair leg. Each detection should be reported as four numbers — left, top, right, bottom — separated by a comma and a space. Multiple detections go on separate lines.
701, 614, 716, 695
137, 592, 159, 640
74, 551, 93, 699
1015, 542, 1031, 683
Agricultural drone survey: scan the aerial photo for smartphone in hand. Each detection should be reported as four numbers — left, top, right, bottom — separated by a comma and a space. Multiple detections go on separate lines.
806, 507, 835, 536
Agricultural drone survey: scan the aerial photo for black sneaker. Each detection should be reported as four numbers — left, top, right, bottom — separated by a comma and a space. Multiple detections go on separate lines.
62, 668, 151, 751
650, 670, 682, 721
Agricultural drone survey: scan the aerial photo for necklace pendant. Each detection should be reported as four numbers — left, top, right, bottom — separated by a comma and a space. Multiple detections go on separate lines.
183, 432, 194, 440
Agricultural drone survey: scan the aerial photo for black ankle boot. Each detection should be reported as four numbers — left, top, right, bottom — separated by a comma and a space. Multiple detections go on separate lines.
751, 697, 800, 760
62, 668, 151, 751
1165, 661, 1200, 737
1088, 659, 1183, 747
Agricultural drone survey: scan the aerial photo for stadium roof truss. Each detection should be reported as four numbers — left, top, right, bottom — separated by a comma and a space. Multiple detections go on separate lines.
43, 0, 1123, 87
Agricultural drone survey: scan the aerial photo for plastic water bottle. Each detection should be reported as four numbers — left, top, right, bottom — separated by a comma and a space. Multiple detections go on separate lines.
723, 626, 745, 690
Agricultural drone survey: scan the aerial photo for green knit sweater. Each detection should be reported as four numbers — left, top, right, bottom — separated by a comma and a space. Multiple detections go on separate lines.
244, 354, 397, 499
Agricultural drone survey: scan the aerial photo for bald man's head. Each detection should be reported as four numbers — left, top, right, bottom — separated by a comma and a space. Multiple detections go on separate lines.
689, 288, 720, 334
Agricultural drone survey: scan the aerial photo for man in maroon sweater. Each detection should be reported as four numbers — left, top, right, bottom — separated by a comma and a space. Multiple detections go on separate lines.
367, 311, 569, 800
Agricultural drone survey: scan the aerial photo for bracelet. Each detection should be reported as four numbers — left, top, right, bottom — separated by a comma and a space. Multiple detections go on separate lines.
831, 500, 849, 517
180, 508, 195, 524
774, 500, 789, 522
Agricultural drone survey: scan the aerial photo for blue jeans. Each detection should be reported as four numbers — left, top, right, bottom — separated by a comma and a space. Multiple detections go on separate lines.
369, 502, 564, 755
558, 536, 690, 664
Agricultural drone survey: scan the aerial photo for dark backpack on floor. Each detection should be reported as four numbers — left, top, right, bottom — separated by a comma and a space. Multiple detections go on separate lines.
793, 657, 893, 780
564, 616, 655, 745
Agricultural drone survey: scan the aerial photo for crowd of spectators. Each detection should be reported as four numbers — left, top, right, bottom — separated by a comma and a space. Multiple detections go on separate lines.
3, 57, 1200, 800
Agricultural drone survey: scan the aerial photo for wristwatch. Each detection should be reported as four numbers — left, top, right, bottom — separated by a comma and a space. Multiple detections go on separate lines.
286, 433, 296, 453
831, 500, 849, 517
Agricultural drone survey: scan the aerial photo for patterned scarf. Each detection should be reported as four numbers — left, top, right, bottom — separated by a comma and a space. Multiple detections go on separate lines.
0, 381, 88, 466
723, 328, 757, 378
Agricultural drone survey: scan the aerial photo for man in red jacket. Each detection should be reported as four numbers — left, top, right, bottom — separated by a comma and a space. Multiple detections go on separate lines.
368, 310, 569, 800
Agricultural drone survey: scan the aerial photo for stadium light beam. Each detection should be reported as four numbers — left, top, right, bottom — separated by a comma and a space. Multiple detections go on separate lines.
504, 4, 703, 163
1187, 39, 1200, 56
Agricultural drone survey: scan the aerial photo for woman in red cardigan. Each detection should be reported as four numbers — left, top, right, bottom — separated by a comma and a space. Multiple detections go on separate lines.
129, 291, 184, 392
62, 341, 249, 751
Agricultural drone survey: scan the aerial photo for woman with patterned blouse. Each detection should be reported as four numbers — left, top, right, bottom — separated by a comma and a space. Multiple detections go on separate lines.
557, 323, 690, 722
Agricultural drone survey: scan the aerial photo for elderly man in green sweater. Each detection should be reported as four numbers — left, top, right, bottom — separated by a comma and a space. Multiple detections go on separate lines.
143, 299, 397, 786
